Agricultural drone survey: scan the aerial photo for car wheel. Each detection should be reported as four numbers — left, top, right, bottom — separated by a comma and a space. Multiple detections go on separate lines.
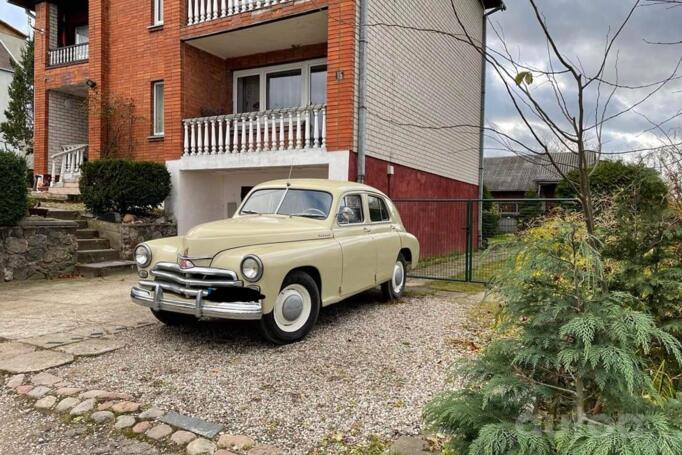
150, 309, 198, 326
382, 255, 407, 301
260, 271, 321, 344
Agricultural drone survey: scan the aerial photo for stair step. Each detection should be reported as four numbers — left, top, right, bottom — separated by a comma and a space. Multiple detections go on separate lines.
77, 248, 120, 263
76, 229, 99, 239
78, 238, 110, 250
75, 219, 89, 229
48, 186, 81, 195
77, 260, 136, 278
46, 209, 80, 220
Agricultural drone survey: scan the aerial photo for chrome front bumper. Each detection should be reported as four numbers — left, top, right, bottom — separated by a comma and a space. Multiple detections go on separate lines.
131, 284, 263, 320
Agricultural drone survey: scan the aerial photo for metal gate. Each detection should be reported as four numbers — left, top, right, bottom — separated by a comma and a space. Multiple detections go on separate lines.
393, 198, 579, 283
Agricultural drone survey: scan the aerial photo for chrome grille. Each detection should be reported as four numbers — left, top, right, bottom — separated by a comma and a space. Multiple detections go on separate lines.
140, 261, 242, 299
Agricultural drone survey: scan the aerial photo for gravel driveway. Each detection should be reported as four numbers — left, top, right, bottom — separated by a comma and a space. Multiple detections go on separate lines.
45, 287, 487, 453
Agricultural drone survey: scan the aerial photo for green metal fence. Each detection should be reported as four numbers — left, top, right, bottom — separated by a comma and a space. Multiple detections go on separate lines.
393, 198, 580, 283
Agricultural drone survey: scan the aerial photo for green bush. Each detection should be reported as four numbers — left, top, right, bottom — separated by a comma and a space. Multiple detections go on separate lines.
79, 159, 171, 215
481, 186, 499, 240
425, 214, 682, 454
556, 160, 668, 209
517, 189, 543, 229
0, 151, 28, 225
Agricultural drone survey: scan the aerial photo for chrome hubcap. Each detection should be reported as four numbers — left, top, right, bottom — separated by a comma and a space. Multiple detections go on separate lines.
274, 284, 312, 333
392, 261, 405, 294
282, 294, 304, 321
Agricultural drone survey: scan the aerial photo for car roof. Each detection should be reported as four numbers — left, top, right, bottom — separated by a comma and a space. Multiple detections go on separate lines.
254, 179, 388, 198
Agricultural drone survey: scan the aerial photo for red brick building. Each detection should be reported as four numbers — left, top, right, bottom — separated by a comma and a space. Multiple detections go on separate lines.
14, 0, 502, 238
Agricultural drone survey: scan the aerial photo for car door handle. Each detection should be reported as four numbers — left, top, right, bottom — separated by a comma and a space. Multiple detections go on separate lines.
363, 227, 371, 233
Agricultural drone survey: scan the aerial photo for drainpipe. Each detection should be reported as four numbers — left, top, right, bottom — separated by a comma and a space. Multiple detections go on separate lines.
356, 0, 368, 183
478, 2, 505, 248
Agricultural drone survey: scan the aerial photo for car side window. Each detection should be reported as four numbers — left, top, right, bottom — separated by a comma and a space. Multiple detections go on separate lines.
367, 195, 391, 223
337, 194, 364, 225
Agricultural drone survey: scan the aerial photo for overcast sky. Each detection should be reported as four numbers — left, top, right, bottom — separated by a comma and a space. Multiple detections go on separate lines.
0, 0, 29, 34
1, 0, 680, 158
483, 0, 682, 157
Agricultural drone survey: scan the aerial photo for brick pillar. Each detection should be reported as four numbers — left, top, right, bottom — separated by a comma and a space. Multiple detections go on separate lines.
33, 2, 49, 176
326, 0, 357, 153
87, 0, 104, 160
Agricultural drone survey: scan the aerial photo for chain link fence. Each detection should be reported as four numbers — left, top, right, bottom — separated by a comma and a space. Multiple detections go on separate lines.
393, 198, 580, 283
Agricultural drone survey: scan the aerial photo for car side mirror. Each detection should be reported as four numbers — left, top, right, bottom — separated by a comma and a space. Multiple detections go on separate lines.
339, 206, 354, 224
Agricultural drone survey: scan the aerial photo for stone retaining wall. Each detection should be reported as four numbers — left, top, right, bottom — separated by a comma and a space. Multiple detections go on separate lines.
0, 217, 79, 281
89, 219, 177, 260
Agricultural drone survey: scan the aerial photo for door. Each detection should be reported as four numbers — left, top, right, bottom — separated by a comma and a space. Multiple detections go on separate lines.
367, 194, 401, 283
333, 194, 377, 296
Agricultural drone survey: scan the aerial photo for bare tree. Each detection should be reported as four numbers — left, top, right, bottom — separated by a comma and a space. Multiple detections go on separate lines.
441, 0, 682, 234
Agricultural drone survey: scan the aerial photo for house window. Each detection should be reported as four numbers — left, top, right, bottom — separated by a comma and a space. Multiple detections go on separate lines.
233, 58, 327, 114
74, 25, 89, 44
152, 81, 164, 136
153, 0, 163, 25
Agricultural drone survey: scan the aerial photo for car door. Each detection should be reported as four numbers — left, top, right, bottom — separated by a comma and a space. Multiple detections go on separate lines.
333, 193, 377, 296
367, 194, 402, 283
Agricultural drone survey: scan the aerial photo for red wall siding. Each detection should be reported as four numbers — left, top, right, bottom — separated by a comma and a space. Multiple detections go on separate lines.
350, 153, 479, 257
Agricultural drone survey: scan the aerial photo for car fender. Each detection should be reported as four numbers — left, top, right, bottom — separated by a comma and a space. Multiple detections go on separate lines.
399, 232, 420, 269
211, 238, 342, 314
138, 236, 184, 273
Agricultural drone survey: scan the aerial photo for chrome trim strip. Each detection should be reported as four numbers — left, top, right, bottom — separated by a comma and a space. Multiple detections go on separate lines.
150, 269, 243, 288
177, 253, 213, 261
131, 286, 262, 321
154, 262, 238, 279
139, 280, 209, 298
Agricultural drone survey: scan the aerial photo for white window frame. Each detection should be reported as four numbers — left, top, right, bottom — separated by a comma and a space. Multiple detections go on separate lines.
152, 81, 164, 136
232, 58, 327, 113
153, 0, 164, 25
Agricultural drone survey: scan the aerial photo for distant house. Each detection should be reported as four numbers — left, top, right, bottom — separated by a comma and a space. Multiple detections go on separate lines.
483, 152, 596, 230
0, 19, 29, 166
484, 152, 598, 197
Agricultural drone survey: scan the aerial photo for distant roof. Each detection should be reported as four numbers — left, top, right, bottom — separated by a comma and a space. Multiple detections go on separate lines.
0, 20, 27, 72
0, 20, 27, 40
484, 152, 598, 193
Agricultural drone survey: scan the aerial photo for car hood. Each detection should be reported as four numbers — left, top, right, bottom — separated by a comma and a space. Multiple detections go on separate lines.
181, 215, 332, 257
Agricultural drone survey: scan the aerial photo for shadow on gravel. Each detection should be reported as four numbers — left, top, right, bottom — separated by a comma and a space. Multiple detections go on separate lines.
150, 288, 388, 346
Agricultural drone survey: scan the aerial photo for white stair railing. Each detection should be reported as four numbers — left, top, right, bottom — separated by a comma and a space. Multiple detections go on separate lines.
50, 144, 88, 187
187, 0, 294, 25
182, 105, 326, 157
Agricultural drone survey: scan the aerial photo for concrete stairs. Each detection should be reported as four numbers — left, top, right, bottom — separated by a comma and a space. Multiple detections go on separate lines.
45, 209, 136, 277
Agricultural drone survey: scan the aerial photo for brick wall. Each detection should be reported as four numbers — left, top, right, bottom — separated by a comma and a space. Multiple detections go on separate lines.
47, 91, 88, 172
363, 0, 483, 186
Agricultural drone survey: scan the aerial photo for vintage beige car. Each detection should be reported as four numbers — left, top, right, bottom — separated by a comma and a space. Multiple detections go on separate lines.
130, 179, 419, 343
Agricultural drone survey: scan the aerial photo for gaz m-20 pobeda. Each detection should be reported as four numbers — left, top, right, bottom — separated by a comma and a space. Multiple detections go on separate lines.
130, 179, 420, 344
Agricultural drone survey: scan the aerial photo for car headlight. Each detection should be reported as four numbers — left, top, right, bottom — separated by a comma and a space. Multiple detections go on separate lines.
134, 244, 152, 268
241, 255, 263, 282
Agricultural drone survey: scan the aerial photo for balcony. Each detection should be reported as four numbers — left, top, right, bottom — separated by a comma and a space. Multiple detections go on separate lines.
187, 0, 293, 26
48, 42, 89, 67
183, 105, 326, 156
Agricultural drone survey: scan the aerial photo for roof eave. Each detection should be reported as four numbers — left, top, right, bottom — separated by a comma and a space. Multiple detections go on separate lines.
483, 0, 505, 9
7, 0, 35, 12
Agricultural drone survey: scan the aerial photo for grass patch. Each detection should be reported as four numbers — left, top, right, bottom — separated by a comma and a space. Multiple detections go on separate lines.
428, 280, 486, 293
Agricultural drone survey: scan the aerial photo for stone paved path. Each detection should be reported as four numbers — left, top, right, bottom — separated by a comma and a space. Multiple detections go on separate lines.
0, 274, 153, 373
0, 387, 174, 455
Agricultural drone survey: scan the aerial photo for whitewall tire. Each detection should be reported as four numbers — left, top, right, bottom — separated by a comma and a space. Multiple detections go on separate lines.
382, 255, 407, 301
260, 271, 321, 344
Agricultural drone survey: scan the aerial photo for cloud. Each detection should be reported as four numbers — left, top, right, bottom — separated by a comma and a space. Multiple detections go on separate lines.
0, 0, 30, 34
483, 0, 682, 158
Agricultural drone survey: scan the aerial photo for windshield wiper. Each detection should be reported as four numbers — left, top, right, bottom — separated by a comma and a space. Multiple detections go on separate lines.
290, 213, 326, 219
241, 210, 260, 215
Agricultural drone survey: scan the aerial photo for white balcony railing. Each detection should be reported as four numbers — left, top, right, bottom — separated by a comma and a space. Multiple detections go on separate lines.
48, 43, 89, 66
183, 105, 326, 157
187, 0, 293, 25
50, 144, 88, 187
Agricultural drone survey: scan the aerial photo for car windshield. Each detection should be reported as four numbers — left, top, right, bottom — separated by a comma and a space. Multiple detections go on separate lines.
240, 188, 333, 219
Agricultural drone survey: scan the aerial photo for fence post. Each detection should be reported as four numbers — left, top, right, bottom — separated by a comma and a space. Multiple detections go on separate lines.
465, 200, 473, 282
